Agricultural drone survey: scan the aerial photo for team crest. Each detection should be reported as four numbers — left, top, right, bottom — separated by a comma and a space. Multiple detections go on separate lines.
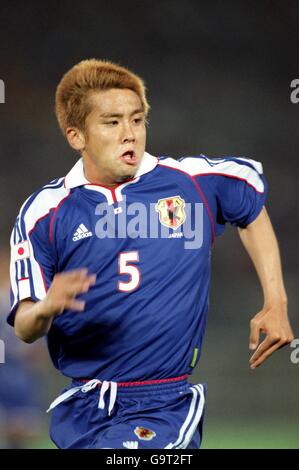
155, 196, 186, 230
134, 426, 156, 441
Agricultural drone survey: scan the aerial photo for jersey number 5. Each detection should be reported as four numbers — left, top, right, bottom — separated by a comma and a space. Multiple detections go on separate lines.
118, 252, 140, 292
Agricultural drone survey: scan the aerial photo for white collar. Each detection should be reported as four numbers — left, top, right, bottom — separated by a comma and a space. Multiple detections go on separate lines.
64, 152, 158, 189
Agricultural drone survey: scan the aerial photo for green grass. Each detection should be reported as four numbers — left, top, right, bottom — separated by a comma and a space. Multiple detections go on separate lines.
201, 422, 299, 449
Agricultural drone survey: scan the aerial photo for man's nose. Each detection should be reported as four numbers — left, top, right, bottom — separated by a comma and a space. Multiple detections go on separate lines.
122, 122, 135, 142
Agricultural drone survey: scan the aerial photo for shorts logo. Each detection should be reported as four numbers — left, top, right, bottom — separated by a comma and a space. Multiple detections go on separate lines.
134, 426, 156, 441
123, 441, 139, 449
155, 196, 186, 230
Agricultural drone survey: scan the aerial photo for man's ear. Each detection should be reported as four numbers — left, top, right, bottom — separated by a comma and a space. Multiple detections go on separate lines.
66, 127, 86, 151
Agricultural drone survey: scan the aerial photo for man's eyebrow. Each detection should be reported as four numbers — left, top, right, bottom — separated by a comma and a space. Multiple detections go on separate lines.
100, 108, 144, 118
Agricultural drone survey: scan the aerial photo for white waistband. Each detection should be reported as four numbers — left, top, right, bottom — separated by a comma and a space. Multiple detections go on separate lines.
46, 379, 117, 416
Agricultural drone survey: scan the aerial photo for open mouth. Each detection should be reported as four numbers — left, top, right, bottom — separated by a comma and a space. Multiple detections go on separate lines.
120, 150, 138, 165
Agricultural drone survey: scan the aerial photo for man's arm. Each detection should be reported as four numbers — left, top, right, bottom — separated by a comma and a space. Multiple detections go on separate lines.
238, 207, 294, 369
15, 269, 96, 343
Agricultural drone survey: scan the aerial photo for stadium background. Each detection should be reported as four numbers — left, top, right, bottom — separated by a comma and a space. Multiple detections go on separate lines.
0, 0, 298, 448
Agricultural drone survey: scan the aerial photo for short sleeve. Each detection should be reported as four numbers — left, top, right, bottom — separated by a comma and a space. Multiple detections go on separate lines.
213, 159, 267, 233
8, 205, 55, 326
182, 155, 268, 237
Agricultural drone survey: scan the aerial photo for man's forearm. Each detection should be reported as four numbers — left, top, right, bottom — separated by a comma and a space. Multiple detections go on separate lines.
15, 299, 54, 343
237, 206, 293, 368
238, 207, 287, 307
14, 270, 97, 344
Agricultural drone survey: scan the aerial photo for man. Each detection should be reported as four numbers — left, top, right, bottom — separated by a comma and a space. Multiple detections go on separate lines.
8, 59, 293, 449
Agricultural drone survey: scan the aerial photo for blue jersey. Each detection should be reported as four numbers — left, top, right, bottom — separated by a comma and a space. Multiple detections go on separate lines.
8, 153, 267, 382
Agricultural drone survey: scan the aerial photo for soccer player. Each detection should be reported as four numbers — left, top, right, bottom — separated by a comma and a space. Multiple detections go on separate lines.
8, 59, 294, 449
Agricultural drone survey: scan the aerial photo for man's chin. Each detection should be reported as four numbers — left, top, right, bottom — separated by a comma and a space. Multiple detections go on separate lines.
115, 156, 143, 183
115, 165, 140, 183
115, 174, 135, 183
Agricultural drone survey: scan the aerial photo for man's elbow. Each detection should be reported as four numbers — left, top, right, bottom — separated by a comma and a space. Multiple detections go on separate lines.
15, 325, 37, 344
14, 299, 40, 343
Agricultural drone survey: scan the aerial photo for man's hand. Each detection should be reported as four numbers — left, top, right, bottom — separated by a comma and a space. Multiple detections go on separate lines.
41, 268, 97, 318
238, 207, 294, 369
249, 303, 294, 369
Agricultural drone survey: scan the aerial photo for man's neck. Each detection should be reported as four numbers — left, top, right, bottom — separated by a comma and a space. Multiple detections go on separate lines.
83, 165, 134, 189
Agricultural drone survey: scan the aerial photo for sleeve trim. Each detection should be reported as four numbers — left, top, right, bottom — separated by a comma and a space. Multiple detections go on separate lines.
193, 172, 265, 195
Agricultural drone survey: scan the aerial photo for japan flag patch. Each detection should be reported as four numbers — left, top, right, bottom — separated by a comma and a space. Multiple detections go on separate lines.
12, 241, 30, 261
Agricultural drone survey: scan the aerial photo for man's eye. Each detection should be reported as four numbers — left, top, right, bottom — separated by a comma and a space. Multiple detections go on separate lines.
133, 118, 143, 124
106, 121, 118, 125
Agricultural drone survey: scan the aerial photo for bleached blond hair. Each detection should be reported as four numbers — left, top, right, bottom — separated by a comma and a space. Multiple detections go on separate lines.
55, 59, 149, 135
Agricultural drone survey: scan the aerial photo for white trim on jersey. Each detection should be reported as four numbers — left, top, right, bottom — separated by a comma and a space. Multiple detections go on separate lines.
64, 158, 89, 189
85, 184, 115, 205
24, 257, 29, 279
159, 156, 265, 193
10, 185, 70, 306
15, 179, 65, 238
44, 177, 65, 187
190, 155, 263, 175
227, 157, 263, 174
64, 152, 158, 190
10, 228, 19, 311
114, 178, 140, 202
135, 152, 158, 178
85, 177, 140, 205
165, 384, 205, 449
18, 278, 31, 299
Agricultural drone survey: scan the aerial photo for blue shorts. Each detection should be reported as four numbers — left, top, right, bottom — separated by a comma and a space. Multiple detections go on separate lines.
49, 377, 206, 449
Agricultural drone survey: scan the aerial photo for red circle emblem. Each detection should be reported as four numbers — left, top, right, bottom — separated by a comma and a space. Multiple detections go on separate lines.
18, 247, 25, 255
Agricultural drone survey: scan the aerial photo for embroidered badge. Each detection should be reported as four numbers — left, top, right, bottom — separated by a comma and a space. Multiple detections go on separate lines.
155, 196, 186, 230
134, 426, 156, 441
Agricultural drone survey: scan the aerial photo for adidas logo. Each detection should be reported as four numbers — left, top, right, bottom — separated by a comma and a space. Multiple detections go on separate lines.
72, 224, 93, 242
123, 441, 139, 449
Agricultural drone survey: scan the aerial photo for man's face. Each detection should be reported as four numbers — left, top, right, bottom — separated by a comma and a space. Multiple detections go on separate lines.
81, 88, 146, 186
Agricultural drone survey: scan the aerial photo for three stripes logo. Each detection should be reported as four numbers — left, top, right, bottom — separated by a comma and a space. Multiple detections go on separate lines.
123, 441, 139, 449
72, 224, 93, 242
